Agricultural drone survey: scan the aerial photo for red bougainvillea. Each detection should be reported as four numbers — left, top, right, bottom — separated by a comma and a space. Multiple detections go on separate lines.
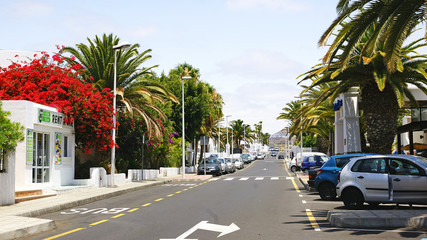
0, 52, 114, 152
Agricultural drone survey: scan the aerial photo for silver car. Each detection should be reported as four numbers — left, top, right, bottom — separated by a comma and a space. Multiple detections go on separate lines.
336, 154, 427, 209
233, 158, 244, 169
217, 158, 227, 174
224, 158, 236, 173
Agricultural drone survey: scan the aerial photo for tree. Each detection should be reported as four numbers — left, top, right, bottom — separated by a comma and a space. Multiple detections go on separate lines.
0, 102, 24, 152
229, 119, 250, 150
320, 0, 425, 74
61, 34, 176, 138
161, 63, 223, 164
0, 53, 114, 152
300, 29, 427, 153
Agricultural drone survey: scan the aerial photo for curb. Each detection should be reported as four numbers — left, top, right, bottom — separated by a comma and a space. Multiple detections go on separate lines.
0, 216, 55, 240
328, 210, 427, 229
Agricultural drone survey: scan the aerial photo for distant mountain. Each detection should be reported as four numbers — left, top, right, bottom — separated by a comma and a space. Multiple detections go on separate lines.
269, 130, 288, 145
271, 130, 288, 139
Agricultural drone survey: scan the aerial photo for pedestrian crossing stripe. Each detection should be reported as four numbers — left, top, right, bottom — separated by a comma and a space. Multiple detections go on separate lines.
255, 177, 264, 180
239, 177, 249, 181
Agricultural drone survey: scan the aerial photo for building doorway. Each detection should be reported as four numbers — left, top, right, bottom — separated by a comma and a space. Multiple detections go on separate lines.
33, 132, 50, 183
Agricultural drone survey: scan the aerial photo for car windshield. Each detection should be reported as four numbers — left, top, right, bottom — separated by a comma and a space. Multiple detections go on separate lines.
217, 158, 224, 163
203, 158, 217, 164
225, 158, 232, 163
334, 156, 355, 168
320, 156, 329, 162
233, 159, 239, 162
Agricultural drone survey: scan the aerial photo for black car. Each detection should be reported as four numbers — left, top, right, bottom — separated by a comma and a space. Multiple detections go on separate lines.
278, 154, 284, 159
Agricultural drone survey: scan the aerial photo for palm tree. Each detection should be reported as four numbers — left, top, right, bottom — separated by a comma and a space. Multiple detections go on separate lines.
320, 0, 425, 73
300, 30, 427, 153
61, 33, 177, 137
229, 119, 250, 150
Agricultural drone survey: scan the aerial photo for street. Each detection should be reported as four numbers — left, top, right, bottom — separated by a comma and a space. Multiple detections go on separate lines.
24, 154, 427, 240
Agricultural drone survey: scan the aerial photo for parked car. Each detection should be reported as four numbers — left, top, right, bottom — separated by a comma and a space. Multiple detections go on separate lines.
197, 157, 222, 176
271, 151, 277, 157
233, 158, 244, 169
240, 153, 252, 164
274, 147, 279, 151
315, 153, 373, 200
257, 153, 265, 160
217, 158, 227, 174
224, 158, 236, 173
289, 152, 327, 172
300, 155, 329, 172
336, 154, 427, 209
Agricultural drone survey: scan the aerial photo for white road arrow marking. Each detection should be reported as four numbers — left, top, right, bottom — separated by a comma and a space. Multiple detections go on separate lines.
160, 221, 240, 240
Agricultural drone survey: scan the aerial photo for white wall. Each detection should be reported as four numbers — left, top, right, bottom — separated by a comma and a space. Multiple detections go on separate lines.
0, 152, 15, 205
1, 100, 75, 190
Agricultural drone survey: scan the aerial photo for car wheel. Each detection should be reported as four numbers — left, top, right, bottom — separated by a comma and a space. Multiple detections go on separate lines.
291, 166, 297, 172
318, 182, 336, 201
342, 188, 364, 210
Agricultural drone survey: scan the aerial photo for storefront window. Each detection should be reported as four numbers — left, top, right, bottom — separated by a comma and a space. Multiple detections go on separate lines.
32, 132, 50, 183
421, 108, 427, 121
412, 108, 421, 122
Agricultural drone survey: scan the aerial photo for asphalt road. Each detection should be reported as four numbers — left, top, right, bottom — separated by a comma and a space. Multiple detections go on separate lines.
24, 153, 427, 240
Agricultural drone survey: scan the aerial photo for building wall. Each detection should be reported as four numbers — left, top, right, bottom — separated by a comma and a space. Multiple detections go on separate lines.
0, 152, 15, 205
1, 100, 75, 191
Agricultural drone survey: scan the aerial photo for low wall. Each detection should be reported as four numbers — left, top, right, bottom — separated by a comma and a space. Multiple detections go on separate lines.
128, 169, 159, 181
159, 167, 181, 177
0, 152, 15, 206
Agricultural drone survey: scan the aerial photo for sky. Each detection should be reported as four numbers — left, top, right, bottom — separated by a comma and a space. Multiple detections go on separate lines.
0, 0, 340, 135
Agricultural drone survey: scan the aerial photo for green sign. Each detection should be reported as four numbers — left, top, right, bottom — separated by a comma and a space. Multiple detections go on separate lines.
39, 109, 51, 123
26, 129, 33, 165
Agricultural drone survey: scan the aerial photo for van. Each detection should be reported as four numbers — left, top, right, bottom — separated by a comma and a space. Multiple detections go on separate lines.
289, 152, 327, 172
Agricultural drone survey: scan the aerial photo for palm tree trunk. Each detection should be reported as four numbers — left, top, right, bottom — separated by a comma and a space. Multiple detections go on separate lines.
360, 82, 398, 154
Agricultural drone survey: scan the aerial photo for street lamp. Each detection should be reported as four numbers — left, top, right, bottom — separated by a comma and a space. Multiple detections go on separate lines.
295, 96, 304, 164
181, 75, 192, 179
226, 115, 231, 156
111, 41, 131, 186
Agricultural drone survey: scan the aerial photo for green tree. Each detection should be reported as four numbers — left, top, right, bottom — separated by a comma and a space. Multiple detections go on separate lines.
62, 33, 176, 138
0, 102, 24, 152
229, 119, 250, 150
161, 63, 223, 164
300, 29, 427, 153
320, 0, 425, 74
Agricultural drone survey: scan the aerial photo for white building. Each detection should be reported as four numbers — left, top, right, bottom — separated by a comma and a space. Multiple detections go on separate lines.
2, 100, 75, 191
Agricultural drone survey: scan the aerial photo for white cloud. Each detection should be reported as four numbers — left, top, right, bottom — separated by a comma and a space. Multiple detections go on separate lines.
226, 0, 310, 12
7, 1, 54, 18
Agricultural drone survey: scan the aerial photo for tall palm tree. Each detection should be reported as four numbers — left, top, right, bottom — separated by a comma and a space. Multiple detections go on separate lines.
300, 29, 427, 153
320, 0, 425, 73
62, 33, 177, 137
62, 33, 157, 90
229, 119, 250, 150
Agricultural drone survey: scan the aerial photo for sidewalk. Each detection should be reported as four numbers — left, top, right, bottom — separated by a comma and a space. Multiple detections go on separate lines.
0, 174, 211, 240
294, 171, 427, 229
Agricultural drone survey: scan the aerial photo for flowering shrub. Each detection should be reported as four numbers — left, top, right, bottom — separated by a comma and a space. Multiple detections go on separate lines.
0, 53, 114, 152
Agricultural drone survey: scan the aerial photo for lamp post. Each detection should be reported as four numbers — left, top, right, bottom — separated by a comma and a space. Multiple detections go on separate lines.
295, 96, 304, 164
111, 41, 131, 187
244, 125, 246, 152
226, 115, 231, 156
181, 76, 192, 179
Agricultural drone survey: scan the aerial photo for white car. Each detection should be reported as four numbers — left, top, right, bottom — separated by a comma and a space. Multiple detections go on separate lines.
233, 158, 244, 169
289, 152, 327, 172
337, 154, 427, 209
